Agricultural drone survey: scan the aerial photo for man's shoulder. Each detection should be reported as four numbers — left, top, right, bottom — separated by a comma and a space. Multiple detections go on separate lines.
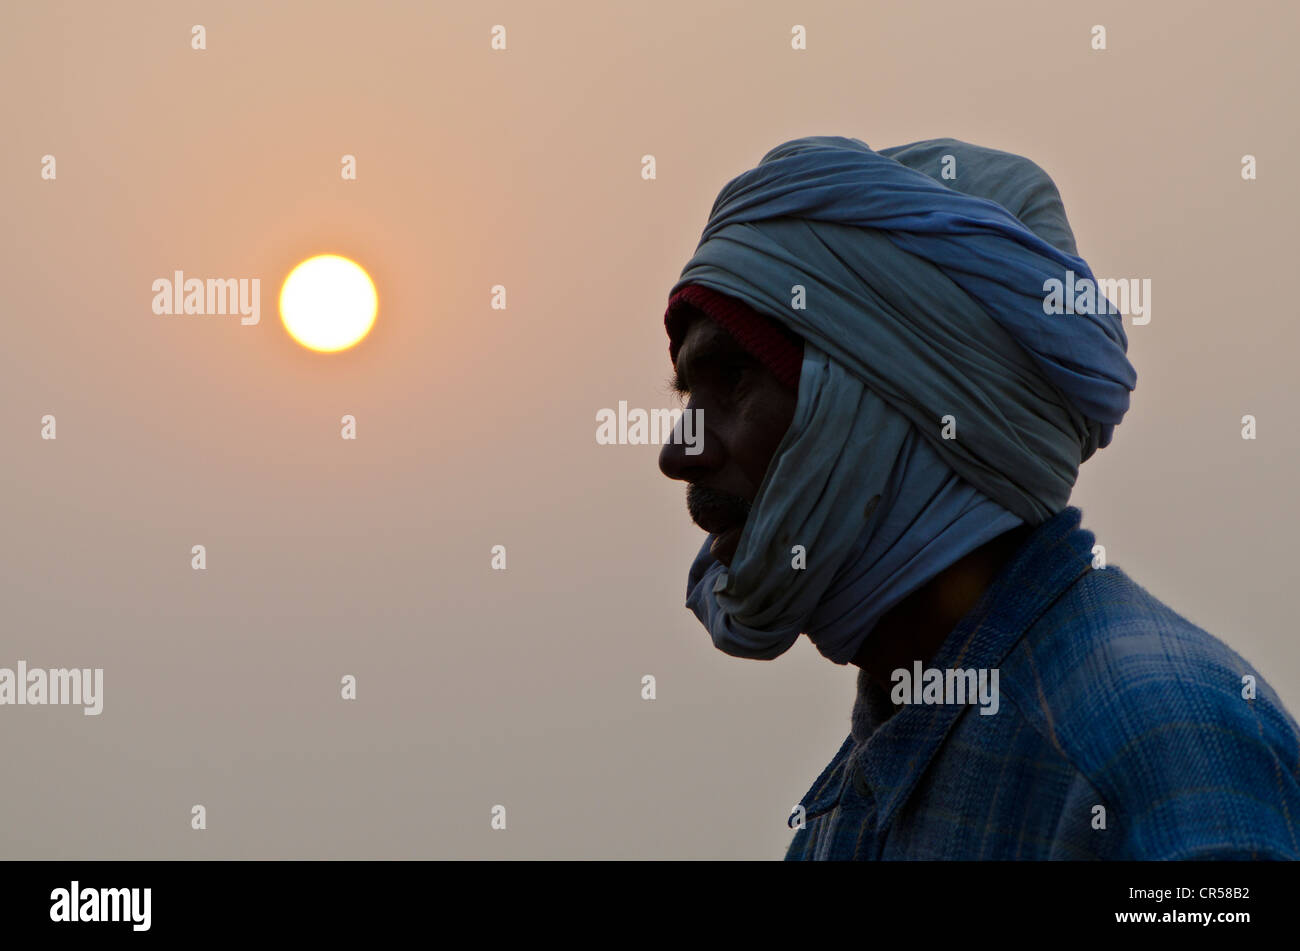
1001, 561, 1297, 740
996, 562, 1300, 858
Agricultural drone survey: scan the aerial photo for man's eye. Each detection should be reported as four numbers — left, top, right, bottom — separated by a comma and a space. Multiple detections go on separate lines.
721, 364, 747, 389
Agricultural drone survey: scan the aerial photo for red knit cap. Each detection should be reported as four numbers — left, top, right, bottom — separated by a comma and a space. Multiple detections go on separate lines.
664, 284, 803, 390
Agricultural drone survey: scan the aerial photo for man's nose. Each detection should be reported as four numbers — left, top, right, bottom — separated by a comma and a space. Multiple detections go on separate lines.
658, 404, 721, 481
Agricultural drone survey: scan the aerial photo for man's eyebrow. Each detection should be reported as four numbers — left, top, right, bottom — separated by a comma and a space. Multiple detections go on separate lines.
672, 332, 753, 395
671, 343, 712, 395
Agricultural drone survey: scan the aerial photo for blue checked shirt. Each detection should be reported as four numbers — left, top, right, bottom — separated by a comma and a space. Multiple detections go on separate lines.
784, 506, 1300, 860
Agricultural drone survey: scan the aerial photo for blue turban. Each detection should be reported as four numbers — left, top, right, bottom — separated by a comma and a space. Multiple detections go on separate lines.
669, 136, 1137, 664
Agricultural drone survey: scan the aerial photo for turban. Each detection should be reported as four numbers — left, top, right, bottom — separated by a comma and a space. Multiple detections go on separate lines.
665, 136, 1137, 664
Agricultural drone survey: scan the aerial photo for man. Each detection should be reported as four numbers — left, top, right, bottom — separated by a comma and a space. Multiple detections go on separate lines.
657, 136, 1300, 860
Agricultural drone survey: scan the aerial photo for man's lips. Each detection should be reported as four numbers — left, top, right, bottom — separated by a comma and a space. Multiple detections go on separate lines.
690, 510, 740, 535
685, 483, 752, 565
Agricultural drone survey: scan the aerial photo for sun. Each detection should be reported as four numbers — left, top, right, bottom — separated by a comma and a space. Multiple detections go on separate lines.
279, 254, 378, 352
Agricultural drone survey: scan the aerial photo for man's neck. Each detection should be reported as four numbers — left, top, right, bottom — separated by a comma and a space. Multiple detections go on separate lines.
850, 523, 1035, 691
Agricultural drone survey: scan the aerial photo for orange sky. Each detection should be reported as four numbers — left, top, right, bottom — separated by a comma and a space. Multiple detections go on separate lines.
2, 0, 1297, 858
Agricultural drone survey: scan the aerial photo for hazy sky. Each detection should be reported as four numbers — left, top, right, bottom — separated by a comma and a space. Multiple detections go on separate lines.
2, 0, 1297, 858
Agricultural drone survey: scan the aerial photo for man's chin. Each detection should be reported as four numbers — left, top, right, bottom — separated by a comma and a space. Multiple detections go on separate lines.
709, 525, 745, 566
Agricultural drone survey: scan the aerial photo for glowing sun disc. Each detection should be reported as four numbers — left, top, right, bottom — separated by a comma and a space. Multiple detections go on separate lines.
279, 254, 377, 352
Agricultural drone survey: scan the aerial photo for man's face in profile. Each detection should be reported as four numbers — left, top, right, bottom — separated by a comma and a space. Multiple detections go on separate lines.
658, 311, 798, 566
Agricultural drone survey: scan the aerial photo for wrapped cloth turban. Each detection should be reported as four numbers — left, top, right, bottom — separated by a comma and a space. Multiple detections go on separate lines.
663, 136, 1137, 663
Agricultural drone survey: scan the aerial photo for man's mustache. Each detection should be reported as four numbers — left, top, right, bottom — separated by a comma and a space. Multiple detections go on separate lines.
686, 483, 752, 534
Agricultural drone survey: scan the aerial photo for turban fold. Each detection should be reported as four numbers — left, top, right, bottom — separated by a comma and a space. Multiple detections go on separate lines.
667, 136, 1137, 663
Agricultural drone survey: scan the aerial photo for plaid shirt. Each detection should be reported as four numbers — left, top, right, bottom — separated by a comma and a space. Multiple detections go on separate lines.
784, 506, 1300, 860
